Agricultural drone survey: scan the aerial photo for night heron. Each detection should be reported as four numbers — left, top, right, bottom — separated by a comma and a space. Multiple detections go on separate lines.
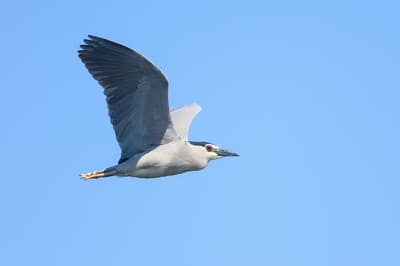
78, 35, 238, 179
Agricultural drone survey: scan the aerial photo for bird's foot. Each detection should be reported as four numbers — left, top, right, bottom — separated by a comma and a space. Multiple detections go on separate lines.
80, 170, 105, 180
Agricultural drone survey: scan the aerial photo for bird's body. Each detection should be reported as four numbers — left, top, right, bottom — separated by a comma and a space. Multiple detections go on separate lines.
78, 35, 238, 179
114, 141, 208, 178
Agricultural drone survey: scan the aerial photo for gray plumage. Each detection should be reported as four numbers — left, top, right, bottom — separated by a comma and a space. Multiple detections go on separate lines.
78, 35, 238, 179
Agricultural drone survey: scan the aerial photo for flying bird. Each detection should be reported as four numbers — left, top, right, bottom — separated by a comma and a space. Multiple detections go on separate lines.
78, 35, 238, 179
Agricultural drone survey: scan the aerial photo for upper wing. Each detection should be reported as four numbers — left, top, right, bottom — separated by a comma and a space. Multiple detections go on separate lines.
170, 103, 202, 140
78, 35, 177, 163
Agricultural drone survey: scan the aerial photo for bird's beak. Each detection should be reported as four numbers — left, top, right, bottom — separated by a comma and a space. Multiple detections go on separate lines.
215, 148, 239, 157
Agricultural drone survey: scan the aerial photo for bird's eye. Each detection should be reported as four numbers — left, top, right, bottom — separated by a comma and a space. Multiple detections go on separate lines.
205, 144, 213, 152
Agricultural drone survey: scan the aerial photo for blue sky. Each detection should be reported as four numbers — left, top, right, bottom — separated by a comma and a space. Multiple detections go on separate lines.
1, 1, 399, 265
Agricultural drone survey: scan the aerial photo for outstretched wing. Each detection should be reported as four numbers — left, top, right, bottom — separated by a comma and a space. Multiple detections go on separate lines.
170, 103, 202, 140
78, 35, 177, 163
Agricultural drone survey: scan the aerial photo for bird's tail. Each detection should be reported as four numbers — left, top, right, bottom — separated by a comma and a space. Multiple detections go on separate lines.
80, 166, 118, 180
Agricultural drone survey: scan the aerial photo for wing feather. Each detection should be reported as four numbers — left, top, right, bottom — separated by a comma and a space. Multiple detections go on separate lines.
170, 103, 202, 140
78, 35, 177, 163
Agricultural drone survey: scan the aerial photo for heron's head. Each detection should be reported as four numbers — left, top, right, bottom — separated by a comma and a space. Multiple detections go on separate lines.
189, 141, 239, 161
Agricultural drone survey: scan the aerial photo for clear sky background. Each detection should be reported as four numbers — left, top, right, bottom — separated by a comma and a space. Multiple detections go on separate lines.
1, 1, 399, 265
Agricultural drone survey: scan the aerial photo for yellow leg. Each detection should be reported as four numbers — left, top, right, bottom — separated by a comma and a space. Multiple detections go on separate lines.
80, 170, 105, 180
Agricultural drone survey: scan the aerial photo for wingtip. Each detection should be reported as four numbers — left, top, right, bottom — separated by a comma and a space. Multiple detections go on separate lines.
190, 102, 202, 112
81, 35, 103, 46
87, 34, 102, 41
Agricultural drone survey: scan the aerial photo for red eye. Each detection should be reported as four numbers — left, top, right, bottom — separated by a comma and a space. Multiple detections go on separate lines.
205, 144, 213, 152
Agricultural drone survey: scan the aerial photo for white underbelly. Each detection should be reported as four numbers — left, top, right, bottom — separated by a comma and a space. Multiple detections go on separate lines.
119, 141, 208, 178
132, 165, 192, 178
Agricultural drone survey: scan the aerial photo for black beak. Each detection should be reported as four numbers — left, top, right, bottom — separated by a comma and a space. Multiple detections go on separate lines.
216, 148, 239, 157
